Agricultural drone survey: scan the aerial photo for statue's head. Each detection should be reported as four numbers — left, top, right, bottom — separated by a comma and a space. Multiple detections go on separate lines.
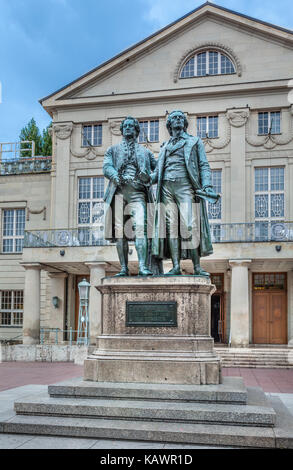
166, 110, 188, 135
120, 116, 140, 139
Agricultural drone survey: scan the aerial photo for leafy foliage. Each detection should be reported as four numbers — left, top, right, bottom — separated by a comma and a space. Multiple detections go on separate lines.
19, 118, 52, 157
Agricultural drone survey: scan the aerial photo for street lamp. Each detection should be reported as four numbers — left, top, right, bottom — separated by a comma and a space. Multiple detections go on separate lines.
77, 278, 91, 345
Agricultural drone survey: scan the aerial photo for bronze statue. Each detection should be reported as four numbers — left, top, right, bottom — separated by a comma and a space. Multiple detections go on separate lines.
103, 116, 157, 276
152, 110, 220, 277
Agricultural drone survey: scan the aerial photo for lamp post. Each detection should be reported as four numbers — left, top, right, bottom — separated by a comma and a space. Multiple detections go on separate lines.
77, 278, 91, 345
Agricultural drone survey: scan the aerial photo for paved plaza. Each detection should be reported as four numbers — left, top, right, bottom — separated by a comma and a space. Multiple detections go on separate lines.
0, 362, 293, 449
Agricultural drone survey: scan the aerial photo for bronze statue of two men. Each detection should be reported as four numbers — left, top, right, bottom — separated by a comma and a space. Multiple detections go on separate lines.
103, 111, 219, 277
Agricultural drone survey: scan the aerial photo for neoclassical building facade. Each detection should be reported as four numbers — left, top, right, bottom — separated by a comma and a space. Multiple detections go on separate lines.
1, 2, 293, 347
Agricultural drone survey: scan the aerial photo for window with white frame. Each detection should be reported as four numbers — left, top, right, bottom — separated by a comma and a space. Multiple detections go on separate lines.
254, 167, 285, 240
78, 177, 105, 245
180, 51, 235, 78
139, 120, 159, 143
258, 112, 281, 135
208, 170, 222, 242
2, 209, 25, 253
82, 124, 102, 147
197, 116, 219, 139
0, 290, 24, 327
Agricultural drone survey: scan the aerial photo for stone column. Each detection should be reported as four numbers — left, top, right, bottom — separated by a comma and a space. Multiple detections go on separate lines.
48, 272, 68, 343
85, 263, 106, 344
22, 264, 41, 345
229, 259, 252, 347
227, 108, 249, 223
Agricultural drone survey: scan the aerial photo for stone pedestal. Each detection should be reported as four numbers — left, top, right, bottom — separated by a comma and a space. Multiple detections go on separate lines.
84, 276, 221, 385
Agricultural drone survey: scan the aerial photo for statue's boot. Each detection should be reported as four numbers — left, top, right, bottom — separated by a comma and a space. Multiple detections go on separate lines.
115, 239, 130, 277
191, 249, 210, 278
165, 238, 182, 276
136, 238, 153, 276
115, 266, 129, 277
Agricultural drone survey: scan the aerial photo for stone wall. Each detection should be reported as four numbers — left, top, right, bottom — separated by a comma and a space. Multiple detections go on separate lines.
0, 344, 92, 365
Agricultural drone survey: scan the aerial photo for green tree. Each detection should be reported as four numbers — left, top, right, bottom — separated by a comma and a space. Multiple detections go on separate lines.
19, 118, 53, 157
19, 118, 43, 157
41, 122, 52, 156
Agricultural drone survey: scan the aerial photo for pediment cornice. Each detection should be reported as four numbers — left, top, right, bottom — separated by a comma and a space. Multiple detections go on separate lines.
40, 3, 293, 112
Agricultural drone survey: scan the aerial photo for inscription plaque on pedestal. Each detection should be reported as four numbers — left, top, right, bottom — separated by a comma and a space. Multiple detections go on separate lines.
126, 301, 177, 327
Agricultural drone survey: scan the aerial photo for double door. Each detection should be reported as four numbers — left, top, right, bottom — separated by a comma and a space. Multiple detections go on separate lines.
253, 273, 287, 344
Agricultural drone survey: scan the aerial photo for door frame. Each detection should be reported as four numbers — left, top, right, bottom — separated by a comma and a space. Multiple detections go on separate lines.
252, 272, 288, 345
211, 274, 225, 343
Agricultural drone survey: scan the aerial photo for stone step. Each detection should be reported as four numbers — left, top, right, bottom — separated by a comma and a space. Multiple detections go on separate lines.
14, 387, 275, 428
219, 355, 289, 359
222, 365, 293, 369
48, 377, 248, 404
216, 349, 293, 368
0, 413, 277, 448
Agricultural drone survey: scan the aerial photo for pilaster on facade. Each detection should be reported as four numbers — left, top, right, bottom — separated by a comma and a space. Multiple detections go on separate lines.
228, 108, 250, 224
52, 122, 73, 229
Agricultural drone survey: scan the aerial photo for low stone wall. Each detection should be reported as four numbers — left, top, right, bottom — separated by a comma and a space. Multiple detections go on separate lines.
0, 344, 92, 365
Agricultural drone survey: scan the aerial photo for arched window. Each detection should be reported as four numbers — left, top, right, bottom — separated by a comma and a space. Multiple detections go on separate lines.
180, 50, 235, 78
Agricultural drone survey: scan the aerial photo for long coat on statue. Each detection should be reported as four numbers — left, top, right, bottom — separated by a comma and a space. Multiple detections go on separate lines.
103, 141, 157, 242
152, 133, 213, 259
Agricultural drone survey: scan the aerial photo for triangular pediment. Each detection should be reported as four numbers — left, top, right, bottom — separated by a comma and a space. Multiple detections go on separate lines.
41, 2, 293, 112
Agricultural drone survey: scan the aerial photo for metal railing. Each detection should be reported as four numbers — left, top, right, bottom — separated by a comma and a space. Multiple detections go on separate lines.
23, 222, 293, 248
24, 228, 109, 248
0, 334, 23, 345
0, 141, 35, 160
40, 328, 82, 346
1, 156, 52, 176
210, 222, 293, 243
0, 141, 52, 176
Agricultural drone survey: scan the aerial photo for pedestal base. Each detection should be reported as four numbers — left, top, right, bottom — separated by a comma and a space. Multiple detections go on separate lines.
84, 276, 221, 385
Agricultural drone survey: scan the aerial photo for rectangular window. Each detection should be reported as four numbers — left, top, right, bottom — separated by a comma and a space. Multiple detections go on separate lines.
254, 167, 285, 241
78, 177, 104, 246
82, 124, 102, 147
0, 290, 23, 326
208, 170, 222, 221
209, 170, 222, 243
258, 112, 281, 135
197, 116, 218, 139
139, 120, 159, 143
2, 209, 25, 253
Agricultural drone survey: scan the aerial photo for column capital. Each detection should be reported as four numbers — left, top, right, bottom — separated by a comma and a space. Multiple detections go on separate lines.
52, 122, 73, 140
229, 259, 252, 268
20, 262, 42, 271
226, 108, 250, 127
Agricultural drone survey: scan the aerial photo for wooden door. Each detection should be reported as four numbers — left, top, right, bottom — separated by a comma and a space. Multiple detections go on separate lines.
253, 273, 287, 344
270, 292, 287, 344
253, 292, 270, 344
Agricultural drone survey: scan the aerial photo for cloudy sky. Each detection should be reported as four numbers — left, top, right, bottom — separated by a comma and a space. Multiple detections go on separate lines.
0, 0, 292, 142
